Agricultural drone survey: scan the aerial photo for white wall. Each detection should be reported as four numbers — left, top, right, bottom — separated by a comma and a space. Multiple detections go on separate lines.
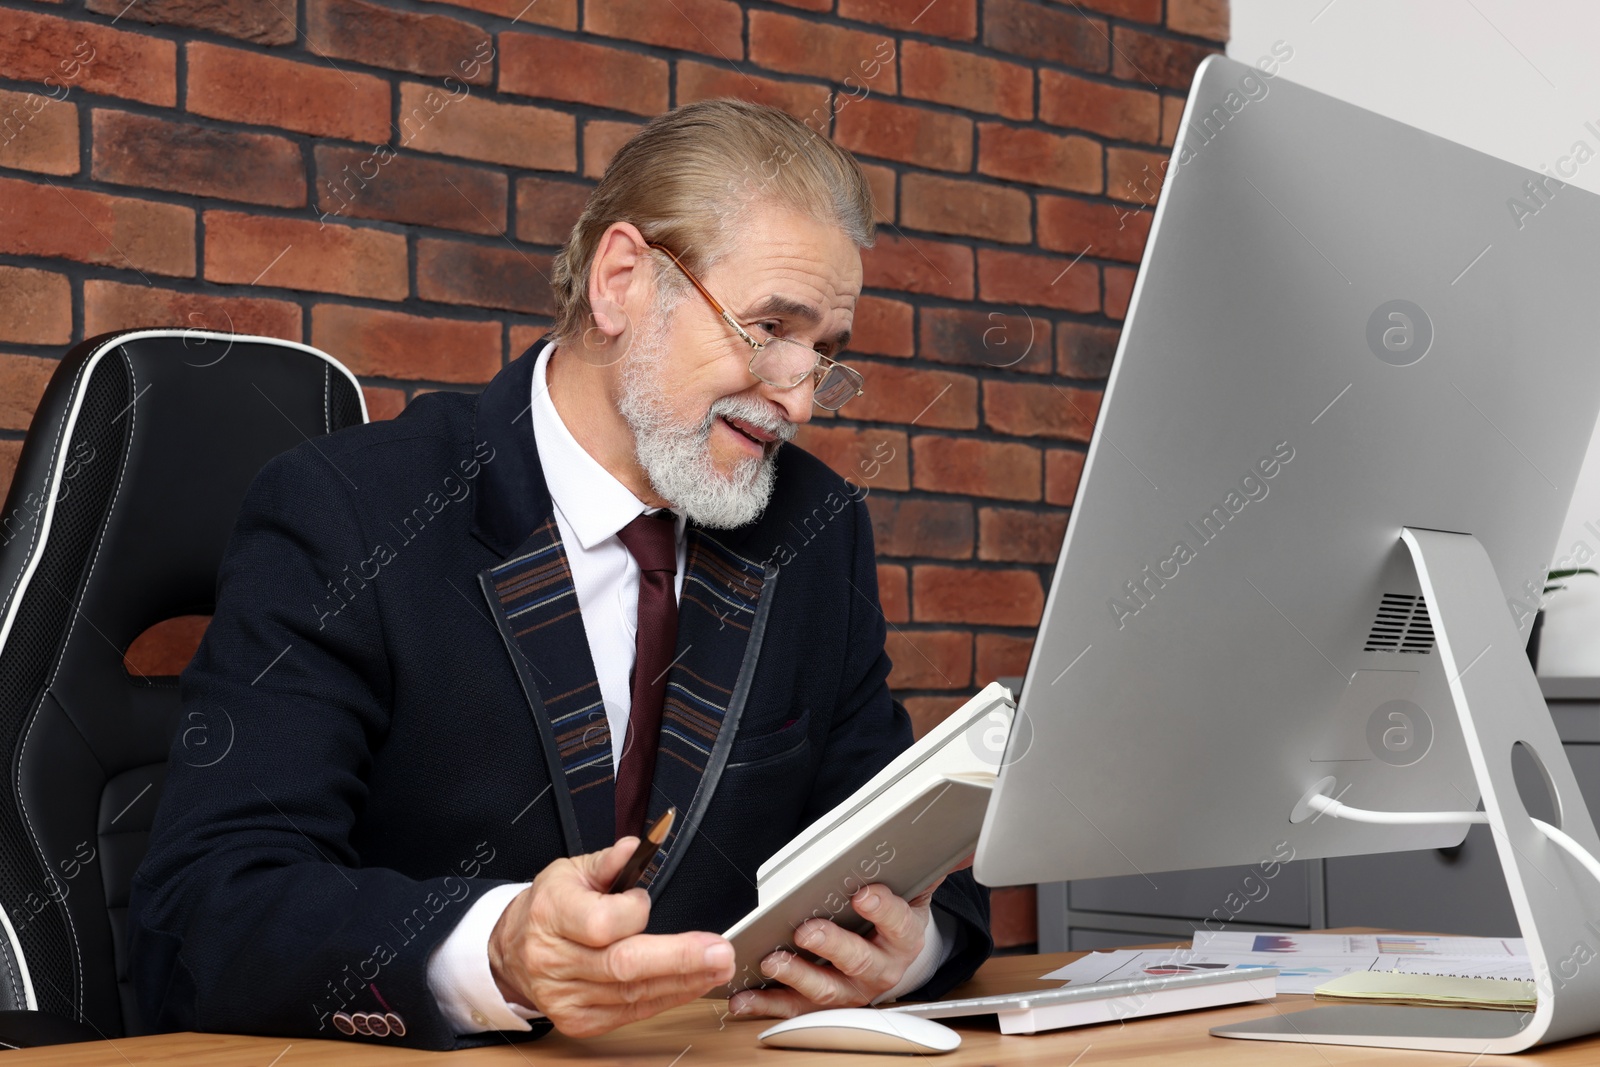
1229, 0, 1600, 678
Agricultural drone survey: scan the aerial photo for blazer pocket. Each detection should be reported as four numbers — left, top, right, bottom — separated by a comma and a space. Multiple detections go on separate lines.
726, 707, 811, 768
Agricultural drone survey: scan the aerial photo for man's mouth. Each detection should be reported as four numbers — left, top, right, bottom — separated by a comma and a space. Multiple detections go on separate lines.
721, 415, 778, 447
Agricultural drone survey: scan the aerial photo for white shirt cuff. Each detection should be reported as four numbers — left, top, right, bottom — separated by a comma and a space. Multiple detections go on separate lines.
872, 905, 959, 1005
426, 881, 546, 1033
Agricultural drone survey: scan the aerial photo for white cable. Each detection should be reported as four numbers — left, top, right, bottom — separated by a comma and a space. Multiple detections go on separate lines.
1306, 794, 1600, 887
1308, 794, 1489, 826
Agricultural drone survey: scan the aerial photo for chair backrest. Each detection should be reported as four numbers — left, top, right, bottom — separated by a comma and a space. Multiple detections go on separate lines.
0, 330, 366, 1036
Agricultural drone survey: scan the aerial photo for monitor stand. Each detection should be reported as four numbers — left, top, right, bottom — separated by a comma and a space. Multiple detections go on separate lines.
1212, 527, 1600, 1054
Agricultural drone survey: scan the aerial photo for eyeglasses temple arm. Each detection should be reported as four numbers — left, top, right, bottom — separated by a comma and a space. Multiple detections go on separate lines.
645, 241, 763, 352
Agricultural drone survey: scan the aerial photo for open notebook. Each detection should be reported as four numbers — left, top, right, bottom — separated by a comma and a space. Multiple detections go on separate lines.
710, 682, 1015, 998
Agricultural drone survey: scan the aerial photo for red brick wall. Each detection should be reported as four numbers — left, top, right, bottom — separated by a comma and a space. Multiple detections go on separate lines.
0, 0, 1227, 947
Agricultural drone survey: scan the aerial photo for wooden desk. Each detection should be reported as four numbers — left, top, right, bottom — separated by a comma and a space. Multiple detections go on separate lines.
10, 946, 1599, 1065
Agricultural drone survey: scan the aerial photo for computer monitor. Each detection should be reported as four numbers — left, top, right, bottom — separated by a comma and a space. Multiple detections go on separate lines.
974, 55, 1600, 1053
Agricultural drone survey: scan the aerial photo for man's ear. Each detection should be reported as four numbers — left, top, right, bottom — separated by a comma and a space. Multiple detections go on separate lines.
587, 222, 652, 343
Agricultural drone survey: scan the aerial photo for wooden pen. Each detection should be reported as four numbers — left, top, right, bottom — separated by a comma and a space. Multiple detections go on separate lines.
608, 807, 676, 893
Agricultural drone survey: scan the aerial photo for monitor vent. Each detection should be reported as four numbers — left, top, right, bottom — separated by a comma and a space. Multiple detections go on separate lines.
1364, 593, 1435, 654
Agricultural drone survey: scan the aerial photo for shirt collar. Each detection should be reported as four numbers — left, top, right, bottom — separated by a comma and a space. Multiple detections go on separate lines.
530, 340, 683, 551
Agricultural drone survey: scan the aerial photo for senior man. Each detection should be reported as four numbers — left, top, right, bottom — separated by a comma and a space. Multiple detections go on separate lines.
129, 99, 991, 1051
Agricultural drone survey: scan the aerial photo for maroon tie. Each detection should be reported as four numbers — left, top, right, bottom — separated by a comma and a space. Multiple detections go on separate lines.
614, 510, 679, 840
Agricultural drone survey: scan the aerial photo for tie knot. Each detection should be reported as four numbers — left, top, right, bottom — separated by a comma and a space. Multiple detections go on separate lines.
617, 510, 678, 574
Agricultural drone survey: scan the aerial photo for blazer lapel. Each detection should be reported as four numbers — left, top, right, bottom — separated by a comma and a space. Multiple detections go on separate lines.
469, 339, 615, 854
637, 528, 778, 897
467, 336, 784, 878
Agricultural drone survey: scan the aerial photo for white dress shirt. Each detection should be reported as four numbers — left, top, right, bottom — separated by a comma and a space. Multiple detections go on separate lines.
425, 341, 951, 1034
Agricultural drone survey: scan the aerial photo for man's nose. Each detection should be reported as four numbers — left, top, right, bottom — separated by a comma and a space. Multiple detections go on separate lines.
755, 376, 815, 427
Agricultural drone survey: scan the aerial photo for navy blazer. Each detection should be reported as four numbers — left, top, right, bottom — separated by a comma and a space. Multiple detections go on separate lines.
128, 341, 992, 1050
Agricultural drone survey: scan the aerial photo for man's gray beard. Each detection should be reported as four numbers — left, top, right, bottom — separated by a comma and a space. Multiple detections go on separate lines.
616, 300, 796, 530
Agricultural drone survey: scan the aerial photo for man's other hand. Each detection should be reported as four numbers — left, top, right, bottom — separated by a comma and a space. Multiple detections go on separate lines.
726, 878, 943, 1018
488, 839, 735, 1037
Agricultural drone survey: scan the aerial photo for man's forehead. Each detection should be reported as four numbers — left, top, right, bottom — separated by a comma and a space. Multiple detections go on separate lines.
707, 223, 862, 314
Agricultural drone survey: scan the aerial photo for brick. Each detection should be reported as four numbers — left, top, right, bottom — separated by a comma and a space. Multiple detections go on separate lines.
0, 88, 78, 175
977, 123, 1100, 194
985, 380, 1099, 442
84, 280, 302, 340
399, 84, 576, 172
860, 162, 895, 224
510, 325, 553, 358
1040, 69, 1160, 142
306, 0, 494, 85
0, 176, 193, 276
315, 146, 507, 235
0, 267, 71, 345
204, 211, 406, 300
836, 99, 971, 173
792, 425, 909, 491
311, 304, 502, 384
976, 632, 1033, 682
86, 0, 296, 44
1056, 321, 1120, 379
1105, 265, 1137, 318
886, 630, 972, 690
586, 0, 744, 59
860, 233, 973, 300
92, 111, 304, 208
850, 295, 912, 357
501, 33, 668, 116
1078, 0, 1161, 20
0, 355, 57, 428
912, 435, 1040, 501
1161, 93, 1185, 146
426, 0, 576, 27
123, 615, 209, 677
0, 355, 58, 430
978, 248, 1099, 313
867, 494, 974, 559
676, 60, 831, 125
1112, 26, 1219, 89
362, 386, 408, 422
0, 9, 176, 106
749, 11, 899, 92
900, 40, 1032, 121
584, 119, 643, 179
839, 0, 975, 40
417, 238, 557, 315
848, 364, 976, 429
1107, 146, 1171, 204
990, 885, 1037, 949
913, 565, 1042, 626
1169, 0, 1230, 41
877, 563, 908, 622
902, 174, 1030, 244
979, 507, 1066, 563
187, 43, 390, 143
769, 0, 831, 10
1038, 196, 1151, 263
1045, 449, 1086, 506
904, 695, 971, 739
515, 177, 591, 246
0, 440, 22, 504
983, 0, 1107, 72
920, 307, 1050, 375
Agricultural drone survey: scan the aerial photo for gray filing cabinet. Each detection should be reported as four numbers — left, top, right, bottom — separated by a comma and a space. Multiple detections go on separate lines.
1036, 678, 1600, 951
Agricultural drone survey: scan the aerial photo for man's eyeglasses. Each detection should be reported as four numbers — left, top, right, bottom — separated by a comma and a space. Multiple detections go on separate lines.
646, 241, 865, 411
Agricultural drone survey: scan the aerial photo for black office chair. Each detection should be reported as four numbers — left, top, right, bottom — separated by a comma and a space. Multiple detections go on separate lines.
0, 330, 367, 1046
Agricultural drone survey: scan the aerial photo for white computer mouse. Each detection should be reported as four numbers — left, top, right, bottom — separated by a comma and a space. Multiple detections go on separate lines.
757, 1008, 961, 1054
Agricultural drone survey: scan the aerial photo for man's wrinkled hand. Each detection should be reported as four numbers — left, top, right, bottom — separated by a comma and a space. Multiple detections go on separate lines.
488, 838, 735, 1037
726, 878, 943, 1019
